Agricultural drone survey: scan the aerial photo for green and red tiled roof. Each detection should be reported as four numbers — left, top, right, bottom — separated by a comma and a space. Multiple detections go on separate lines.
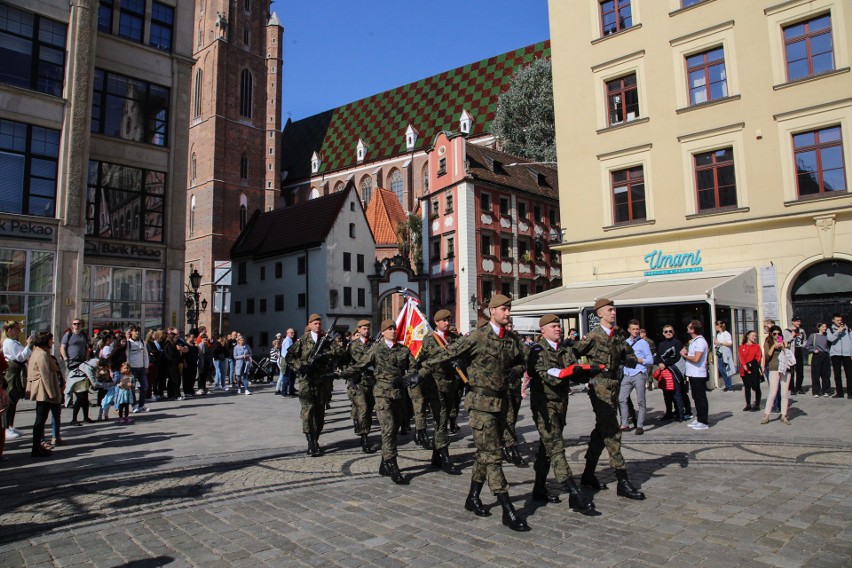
281, 41, 550, 182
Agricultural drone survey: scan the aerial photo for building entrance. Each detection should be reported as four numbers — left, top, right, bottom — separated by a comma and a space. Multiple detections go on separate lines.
791, 260, 852, 330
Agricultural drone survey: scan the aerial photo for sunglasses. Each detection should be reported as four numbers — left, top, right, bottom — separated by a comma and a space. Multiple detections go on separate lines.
663, 330, 673, 334
771, 331, 781, 335
72, 322, 82, 325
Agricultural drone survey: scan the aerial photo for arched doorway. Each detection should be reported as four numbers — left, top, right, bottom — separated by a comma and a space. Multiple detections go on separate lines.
791, 259, 852, 329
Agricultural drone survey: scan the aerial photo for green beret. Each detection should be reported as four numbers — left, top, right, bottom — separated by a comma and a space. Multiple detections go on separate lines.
488, 294, 512, 308
381, 319, 396, 332
433, 309, 452, 322
539, 314, 560, 327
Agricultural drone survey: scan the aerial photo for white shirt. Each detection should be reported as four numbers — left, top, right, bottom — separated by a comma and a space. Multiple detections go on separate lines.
686, 335, 708, 377
310, 331, 319, 343
384, 339, 395, 349
490, 322, 503, 336
2, 337, 31, 363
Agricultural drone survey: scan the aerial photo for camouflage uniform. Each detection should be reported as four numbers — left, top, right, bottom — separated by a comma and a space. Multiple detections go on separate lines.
503, 332, 529, 449
348, 340, 416, 460
424, 324, 525, 494
345, 336, 376, 435
285, 331, 341, 436
416, 330, 460, 450
571, 326, 637, 471
528, 337, 578, 482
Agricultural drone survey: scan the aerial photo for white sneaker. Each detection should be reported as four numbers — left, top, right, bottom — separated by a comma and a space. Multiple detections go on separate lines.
690, 422, 709, 430
245, 390, 252, 395
139, 406, 149, 412
5, 428, 21, 440
132, 407, 140, 414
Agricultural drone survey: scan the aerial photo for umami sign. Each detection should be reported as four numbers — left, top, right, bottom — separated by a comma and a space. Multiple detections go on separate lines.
644, 249, 703, 276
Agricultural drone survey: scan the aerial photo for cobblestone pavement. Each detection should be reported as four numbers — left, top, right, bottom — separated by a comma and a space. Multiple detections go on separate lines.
1, 381, 850, 568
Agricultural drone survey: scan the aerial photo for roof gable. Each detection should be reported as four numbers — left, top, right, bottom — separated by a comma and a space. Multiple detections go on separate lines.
281, 41, 550, 182
230, 189, 354, 259
463, 143, 559, 200
364, 188, 407, 246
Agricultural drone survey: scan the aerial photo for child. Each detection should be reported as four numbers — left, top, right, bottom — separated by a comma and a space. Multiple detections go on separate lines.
654, 366, 678, 421
114, 363, 134, 424
97, 359, 117, 421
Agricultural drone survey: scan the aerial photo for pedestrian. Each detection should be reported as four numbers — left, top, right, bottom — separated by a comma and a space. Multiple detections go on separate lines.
655, 324, 692, 421
115, 363, 135, 424
279, 328, 296, 396
180, 332, 199, 399
681, 320, 710, 430
415, 309, 463, 474
212, 335, 228, 391
714, 321, 735, 392
806, 322, 832, 397
25, 331, 62, 458
826, 313, 851, 398
67, 354, 94, 426
571, 298, 646, 500
346, 319, 419, 484
620, 319, 652, 435
527, 313, 595, 513
344, 320, 377, 453
146, 329, 164, 401
285, 315, 342, 457
60, 317, 90, 366
761, 325, 793, 425
2, 321, 34, 441
196, 332, 213, 395
162, 329, 184, 399
233, 336, 253, 395
639, 328, 655, 390
127, 326, 149, 412
653, 365, 677, 419
227, 332, 239, 387
738, 330, 763, 411
269, 338, 281, 390
784, 316, 808, 395
0, 350, 8, 459
423, 294, 531, 531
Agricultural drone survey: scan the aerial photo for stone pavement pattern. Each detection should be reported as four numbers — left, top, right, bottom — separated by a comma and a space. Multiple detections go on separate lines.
1, 382, 850, 567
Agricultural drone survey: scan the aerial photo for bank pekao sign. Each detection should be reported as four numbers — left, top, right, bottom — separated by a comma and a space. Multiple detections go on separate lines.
644, 249, 703, 276
0, 217, 57, 242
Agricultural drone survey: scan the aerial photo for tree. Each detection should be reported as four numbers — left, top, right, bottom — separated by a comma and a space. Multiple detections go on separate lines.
396, 213, 422, 273
490, 58, 556, 163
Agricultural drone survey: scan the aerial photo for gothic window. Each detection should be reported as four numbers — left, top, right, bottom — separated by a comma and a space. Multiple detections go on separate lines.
193, 69, 202, 118
421, 162, 429, 193
240, 152, 248, 180
189, 195, 196, 234
239, 193, 248, 229
190, 152, 197, 181
239, 69, 253, 118
360, 175, 372, 206
389, 169, 404, 210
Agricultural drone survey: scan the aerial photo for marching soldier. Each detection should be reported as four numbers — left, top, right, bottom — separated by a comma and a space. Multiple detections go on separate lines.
415, 309, 462, 475
347, 319, 420, 484
528, 314, 595, 513
285, 314, 341, 457
571, 298, 646, 500
502, 318, 528, 467
423, 294, 530, 532
346, 320, 376, 454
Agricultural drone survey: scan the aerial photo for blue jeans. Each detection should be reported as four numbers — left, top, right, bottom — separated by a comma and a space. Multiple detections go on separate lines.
132, 367, 147, 407
214, 359, 227, 389
717, 357, 733, 390
281, 367, 295, 395
50, 403, 62, 440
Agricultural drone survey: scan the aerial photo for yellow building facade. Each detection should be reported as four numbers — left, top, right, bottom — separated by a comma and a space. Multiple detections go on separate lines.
530, 0, 851, 347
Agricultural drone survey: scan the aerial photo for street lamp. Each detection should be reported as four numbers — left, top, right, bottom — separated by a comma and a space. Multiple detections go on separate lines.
188, 268, 202, 330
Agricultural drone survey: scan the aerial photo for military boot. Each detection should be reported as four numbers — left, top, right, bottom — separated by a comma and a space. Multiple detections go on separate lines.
532, 469, 560, 503
379, 459, 389, 476
430, 448, 442, 468
416, 429, 433, 450
360, 434, 374, 454
497, 493, 530, 532
562, 477, 595, 513
449, 417, 459, 433
386, 457, 407, 484
615, 469, 646, 500
580, 460, 608, 491
439, 447, 461, 475
305, 434, 316, 457
502, 447, 513, 463
509, 446, 528, 467
464, 480, 490, 517
312, 434, 324, 457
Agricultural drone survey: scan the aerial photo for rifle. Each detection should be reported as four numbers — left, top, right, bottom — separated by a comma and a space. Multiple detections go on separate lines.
305, 316, 340, 374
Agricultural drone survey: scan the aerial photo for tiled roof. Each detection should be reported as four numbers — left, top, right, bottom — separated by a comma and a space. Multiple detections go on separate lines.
464, 142, 559, 201
230, 189, 352, 260
281, 41, 550, 182
365, 188, 407, 246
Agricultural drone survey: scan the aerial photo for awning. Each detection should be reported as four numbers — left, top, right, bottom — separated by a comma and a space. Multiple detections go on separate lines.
511, 268, 757, 317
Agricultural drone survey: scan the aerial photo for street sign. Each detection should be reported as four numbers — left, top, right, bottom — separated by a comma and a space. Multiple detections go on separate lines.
214, 260, 232, 286
213, 289, 231, 313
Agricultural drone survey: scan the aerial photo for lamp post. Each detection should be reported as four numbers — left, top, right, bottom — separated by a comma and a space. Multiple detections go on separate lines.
189, 268, 202, 330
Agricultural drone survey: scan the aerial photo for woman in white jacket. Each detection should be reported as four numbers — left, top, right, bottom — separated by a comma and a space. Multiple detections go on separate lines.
714, 321, 736, 392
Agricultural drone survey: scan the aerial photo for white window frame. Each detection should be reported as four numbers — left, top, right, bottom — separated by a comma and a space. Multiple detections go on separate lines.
591, 50, 648, 131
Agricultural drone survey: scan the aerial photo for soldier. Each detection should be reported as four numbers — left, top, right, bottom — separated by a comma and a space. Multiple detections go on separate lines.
415, 309, 462, 475
502, 318, 528, 467
527, 314, 596, 513
347, 319, 420, 484
345, 320, 376, 454
571, 298, 646, 500
423, 294, 530, 532
408, 353, 433, 450
285, 314, 341, 457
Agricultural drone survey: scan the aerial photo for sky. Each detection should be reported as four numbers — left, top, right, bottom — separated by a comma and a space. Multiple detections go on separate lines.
271, 0, 550, 122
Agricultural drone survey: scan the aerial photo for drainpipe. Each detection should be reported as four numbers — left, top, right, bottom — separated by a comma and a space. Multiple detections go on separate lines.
709, 288, 719, 390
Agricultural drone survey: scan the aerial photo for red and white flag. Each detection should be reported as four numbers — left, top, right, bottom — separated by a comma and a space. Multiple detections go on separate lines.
395, 297, 431, 358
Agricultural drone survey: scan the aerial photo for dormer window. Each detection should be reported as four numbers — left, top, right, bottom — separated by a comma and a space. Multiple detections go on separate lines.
356, 139, 367, 162
311, 151, 322, 173
405, 124, 419, 150
459, 109, 472, 134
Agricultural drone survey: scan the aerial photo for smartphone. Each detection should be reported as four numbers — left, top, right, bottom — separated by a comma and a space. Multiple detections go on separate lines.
775, 335, 783, 343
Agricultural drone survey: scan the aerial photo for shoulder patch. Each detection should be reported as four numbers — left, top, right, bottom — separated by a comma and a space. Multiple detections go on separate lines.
531, 345, 543, 353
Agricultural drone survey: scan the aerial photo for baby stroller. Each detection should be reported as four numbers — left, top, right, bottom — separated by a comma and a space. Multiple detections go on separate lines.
247, 356, 275, 383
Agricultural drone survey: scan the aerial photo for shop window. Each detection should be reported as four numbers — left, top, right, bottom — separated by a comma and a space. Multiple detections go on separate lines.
357, 254, 365, 273
0, 118, 60, 217
118, 0, 144, 42
343, 287, 352, 307
275, 294, 284, 311
0, 249, 55, 333
239, 69, 253, 118
0, 4, 67, 97
695, 147, 737, 211
784, 14, 834, 82
86, 160, 165, 241
794, 126, 846, 197
81, 265, 164, 333
357, 288, 365, 307
343, 252, 351, 271
297, 256, 306, 274
600, 0, 632, 37
687, 48, 727, 106
91, 69, 170, 147
606, 74, 639, 126
611, 166, 646, 224
149, 2, 174, 52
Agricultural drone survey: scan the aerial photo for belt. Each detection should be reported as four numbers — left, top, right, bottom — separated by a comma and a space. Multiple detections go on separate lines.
469, 385, 504, 398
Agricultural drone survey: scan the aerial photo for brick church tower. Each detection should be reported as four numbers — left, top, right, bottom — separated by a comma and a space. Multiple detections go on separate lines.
186, 0, 283, 332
